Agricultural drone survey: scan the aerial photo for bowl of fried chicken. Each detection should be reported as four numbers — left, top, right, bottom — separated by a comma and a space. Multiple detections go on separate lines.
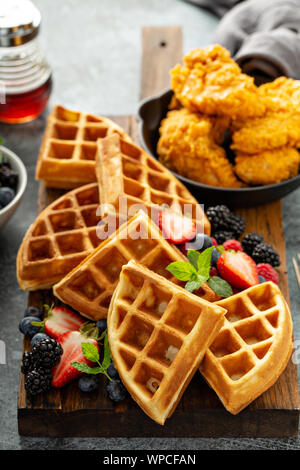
138, 45, 300, 207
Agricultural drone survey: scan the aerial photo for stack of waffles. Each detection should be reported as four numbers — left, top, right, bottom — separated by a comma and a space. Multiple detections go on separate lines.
17, 104, 293, 425
35, 105, 132, 189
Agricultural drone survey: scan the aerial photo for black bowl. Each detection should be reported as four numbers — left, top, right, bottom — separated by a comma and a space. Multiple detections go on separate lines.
137, 88, 300, 208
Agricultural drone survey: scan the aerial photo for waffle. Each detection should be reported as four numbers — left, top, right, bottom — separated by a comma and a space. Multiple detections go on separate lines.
108, 260, 226, 425
200, 282, 293, 415
35, 105, 131, 189
53, 210, 217, 321
16, 183, 123, 290
96, 134, 211, 235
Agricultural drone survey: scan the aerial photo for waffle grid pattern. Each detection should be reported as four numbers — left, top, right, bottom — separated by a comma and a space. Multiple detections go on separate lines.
108, 260, 226, 424
36, 105, 131, 188
200, 282, 293, 414
17, 183, 110, 290
53, 211, 216, 320
97, 135, 210, 234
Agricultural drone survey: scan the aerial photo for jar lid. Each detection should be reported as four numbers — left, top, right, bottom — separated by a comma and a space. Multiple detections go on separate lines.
0, 0, 41, 47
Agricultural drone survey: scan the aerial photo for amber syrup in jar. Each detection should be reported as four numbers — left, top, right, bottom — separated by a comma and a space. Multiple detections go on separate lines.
0, 1, 52, 123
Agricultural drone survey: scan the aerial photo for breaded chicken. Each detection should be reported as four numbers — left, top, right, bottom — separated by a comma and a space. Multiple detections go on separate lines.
231, 77, 300, 154
234, 146, 300, 185
157, 108, 243, 188
170, 45, 265, 120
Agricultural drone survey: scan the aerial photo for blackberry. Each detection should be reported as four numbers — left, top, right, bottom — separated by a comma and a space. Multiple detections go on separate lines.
206, 205, 231, 232
25, 368, 52, 396
229, 214, 246, 239
214, 231, 234, 245
242, 232, 264, 256
107, 379, 127, 402
32, 338, 63, 368
21, 351, 34, 374
206, 205, 245, 238
252, 243, 281, 267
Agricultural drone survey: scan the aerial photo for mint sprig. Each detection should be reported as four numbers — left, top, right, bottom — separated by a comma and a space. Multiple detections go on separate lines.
167, 247, 232, 298
71, 331, 113, 381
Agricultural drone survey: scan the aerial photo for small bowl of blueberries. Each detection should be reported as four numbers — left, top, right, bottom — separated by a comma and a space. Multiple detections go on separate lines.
0, 141, 27, 228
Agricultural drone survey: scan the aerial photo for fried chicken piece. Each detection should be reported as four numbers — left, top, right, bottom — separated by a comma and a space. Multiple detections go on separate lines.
157, 108, 243, 188
234, 146, 300, 185
170, 45, 265, 120
231, 77, 300, 154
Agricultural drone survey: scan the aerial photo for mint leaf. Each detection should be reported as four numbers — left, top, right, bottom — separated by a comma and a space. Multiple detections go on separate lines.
81, 342, 100, 363
187, 250, 201, 271
166, 261, 197, 281
71, 362, 102, 374
185, 279, 202, 292
196, 246, 214, 278
102, 333, 111, 370
208, 276, 233, 298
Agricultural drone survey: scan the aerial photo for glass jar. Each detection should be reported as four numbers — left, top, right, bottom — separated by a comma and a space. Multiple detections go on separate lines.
0, 0, 52, 123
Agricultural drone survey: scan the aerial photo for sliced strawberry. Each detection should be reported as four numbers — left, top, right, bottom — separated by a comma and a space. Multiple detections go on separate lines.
51, 331, 99, 388
158, 210, 196, 244
217, 251, 259, 290
45, 306, 86, 339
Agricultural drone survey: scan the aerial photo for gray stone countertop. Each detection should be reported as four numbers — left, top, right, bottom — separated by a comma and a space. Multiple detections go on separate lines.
0, 0, 299, 450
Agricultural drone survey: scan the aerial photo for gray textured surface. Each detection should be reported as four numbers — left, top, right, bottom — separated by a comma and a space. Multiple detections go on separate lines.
0, 0, 299, 451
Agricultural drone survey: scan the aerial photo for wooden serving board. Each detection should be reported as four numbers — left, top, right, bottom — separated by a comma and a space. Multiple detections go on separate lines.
18, 27, 299, 438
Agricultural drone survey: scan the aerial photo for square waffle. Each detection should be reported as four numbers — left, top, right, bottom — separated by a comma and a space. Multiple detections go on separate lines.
35, 105, 132, 189
17, 183, 125, 290
96, 133, 211, 235
107, 259, 226, 425
200, 282, 293, 414
53, 210, 217, 321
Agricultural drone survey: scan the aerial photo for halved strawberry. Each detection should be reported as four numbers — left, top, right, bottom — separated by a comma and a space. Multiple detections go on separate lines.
158, 210, 196, 244
51, 331, 99, 388
217, 251, 259, 290
44, 306, 86, 340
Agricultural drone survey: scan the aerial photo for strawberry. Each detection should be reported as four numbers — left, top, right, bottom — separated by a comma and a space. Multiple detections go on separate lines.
51, 330, 99, 388
44, 306, 86, 340
158, 210, 196, 244
256, 263, 279, 285
217, 251, 259, 290
223, 239, 243, 252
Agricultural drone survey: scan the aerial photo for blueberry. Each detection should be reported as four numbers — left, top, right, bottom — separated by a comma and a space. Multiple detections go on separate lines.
0, 187, 15, 207
78, 375, 99, 393
107, 379, 127, 402
211, 247, 222, 267
259, 275, 266, 284
30, 333, 50, 348
19, 316, 41, 337
96, 319, 107, 334
107, 362, 119, 380
0, 166, 18, 188
24, 306, 43, 319
186, 233, 212, 251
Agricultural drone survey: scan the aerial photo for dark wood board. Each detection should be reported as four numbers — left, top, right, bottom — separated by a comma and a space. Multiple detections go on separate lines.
18, 26, 299, 437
